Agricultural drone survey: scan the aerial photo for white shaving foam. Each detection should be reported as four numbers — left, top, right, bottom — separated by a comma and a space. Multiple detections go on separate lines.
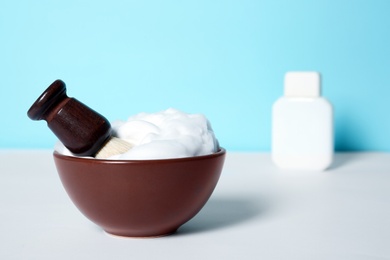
56, 108, 219, 160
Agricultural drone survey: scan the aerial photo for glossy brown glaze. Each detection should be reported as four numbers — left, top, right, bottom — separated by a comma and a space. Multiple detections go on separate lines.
27, 80, 111, 156
53, 149, 226, 237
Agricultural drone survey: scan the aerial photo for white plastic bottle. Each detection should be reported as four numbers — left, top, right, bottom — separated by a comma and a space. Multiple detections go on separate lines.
272, 72, 333, 171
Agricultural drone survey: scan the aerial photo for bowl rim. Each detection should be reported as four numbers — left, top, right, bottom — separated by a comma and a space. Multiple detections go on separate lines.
53, 148, 226, 164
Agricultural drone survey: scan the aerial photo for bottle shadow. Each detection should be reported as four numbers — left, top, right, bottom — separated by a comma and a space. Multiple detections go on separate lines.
328, 152, 361, 170
176, 196, 271, 235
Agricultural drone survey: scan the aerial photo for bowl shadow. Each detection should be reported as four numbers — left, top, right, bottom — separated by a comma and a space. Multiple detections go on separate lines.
176, 196, 268, 235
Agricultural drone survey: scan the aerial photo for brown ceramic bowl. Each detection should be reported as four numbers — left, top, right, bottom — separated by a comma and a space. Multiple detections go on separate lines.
53, 148, 225, 237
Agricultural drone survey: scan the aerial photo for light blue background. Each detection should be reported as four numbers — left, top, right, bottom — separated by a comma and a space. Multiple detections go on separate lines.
1, 0, 389, 152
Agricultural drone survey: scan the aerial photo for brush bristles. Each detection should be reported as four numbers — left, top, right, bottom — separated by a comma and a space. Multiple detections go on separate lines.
95, 137, 133, 159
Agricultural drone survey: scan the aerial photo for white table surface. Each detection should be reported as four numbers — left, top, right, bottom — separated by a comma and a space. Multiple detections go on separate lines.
1, 150, 389, 260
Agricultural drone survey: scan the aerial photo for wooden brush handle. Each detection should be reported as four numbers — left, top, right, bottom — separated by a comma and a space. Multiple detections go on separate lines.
27, 80, 112, 156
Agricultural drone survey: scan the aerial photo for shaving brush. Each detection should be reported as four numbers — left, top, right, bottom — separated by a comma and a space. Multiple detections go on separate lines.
27, 79, 132, 158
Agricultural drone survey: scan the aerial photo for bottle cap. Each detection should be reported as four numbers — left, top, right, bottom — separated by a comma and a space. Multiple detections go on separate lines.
284, 72, 321, 97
